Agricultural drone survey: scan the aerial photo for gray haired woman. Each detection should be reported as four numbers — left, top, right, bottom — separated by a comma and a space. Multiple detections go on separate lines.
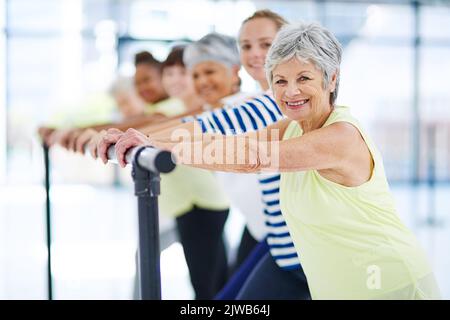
109, 22, 440, 300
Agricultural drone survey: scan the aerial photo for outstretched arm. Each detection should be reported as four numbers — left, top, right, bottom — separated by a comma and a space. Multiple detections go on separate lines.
109, 119, 291, 170
111, 121, 368, 182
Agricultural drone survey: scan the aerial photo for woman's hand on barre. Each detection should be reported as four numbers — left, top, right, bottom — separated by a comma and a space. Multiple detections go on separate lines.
95, 128, 126, 164
67, 128, 89, 152
115, 128, 152, 168
37, 126, 56, 146
74, 128, 99, 154
87, 130, 107, 159
46, 128, 78, 148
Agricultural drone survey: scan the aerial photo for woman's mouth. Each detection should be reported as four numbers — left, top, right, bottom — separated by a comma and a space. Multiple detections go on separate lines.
284, 99, 309, 110
199, 87, 216, 96
249, 62, 264, 70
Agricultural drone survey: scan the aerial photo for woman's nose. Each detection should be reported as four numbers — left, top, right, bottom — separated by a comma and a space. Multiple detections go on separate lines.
250, 47, 263, 58
285, 82, 301, 97
195, 75, 207, 86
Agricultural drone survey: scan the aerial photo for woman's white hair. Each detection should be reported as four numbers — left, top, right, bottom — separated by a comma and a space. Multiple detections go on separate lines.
108, 76, 134, 96
183, 32, 240, 70
265, 22, 342, 105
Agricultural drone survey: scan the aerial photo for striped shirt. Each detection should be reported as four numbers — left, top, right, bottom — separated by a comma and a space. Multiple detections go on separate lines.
183, 93, 301, 270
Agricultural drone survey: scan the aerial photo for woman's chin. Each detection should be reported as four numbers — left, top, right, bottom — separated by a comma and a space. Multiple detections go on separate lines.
284, 108, 309, 122
204, 97, 222, 107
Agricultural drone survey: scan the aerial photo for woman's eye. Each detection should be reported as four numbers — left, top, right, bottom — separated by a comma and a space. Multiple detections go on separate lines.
275, 79, 286, 85
299, 76, 310, 82
261, 42, 272, 49
241, 44, 251, 50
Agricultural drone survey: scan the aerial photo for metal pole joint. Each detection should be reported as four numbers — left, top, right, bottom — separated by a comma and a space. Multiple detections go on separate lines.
132, 146, 161, 198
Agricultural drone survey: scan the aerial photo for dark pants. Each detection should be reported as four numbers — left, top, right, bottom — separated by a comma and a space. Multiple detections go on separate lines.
215, 240, 269, 300
236, 252, 311, 300
176, 205, 229, 300
233, 226, 259, 273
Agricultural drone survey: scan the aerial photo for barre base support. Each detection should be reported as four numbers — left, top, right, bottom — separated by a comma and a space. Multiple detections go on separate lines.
132, 154, 162, 300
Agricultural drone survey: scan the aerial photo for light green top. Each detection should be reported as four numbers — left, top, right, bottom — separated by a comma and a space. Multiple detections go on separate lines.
160, 166, 230, 217
153, 98, 230, 217
280, 105, 440, 299
145, 98, 186, 117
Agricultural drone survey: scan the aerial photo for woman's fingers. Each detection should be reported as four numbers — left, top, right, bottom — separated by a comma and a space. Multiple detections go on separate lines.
116, 136, 141, 167
38, 127, 55, 145
88, 132, 103, 159
59, 129, 76, 149
75, 129, 96, 154
98, 130, 124, 164
107, 128, 123, 135
82, 127, 150, 166
115, 138, 132, 168
74, 132, 87, 154
115, 129, 151, 167
68, 129, 82, 152
46, 129, 65, 147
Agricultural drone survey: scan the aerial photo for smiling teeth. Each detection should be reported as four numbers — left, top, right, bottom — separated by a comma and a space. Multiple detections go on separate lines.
287, 100, 308, 106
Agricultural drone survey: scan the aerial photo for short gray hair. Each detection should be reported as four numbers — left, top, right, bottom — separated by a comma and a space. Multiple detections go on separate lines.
183, 32, 240, 70
265, 22, 342, 105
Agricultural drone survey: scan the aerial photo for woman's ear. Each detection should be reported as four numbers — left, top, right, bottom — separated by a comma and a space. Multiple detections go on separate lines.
329, 69, 338, 93
231, 64, 241, 92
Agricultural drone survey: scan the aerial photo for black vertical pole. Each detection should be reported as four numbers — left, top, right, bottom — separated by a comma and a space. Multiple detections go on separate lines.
43, 144, 53, 300
132, 154, 161, 300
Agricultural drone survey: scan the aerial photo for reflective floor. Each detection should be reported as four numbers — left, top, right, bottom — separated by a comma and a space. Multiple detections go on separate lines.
0, 183, 449, 299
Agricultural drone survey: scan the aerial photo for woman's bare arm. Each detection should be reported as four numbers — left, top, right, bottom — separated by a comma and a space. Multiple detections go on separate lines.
148, 121, 367, 178
112, 119, 292, 170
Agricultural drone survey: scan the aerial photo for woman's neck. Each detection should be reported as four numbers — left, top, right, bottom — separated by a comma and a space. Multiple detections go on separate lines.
209, 101, 225, 109
299, 104, 334, 133
152, 93, 169, 104
209, 89, 240, 110
259, 80, 269, 92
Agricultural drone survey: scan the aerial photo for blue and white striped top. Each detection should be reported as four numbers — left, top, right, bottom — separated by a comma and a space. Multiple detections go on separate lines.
183, 93, 301, 270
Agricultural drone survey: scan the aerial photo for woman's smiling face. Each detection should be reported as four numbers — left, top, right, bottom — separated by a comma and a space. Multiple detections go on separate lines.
191, 61, 237, 106
271, 57, 336, 122
162, 64, 193, 99
239, 17, 278, 88
134, 64, 166, 103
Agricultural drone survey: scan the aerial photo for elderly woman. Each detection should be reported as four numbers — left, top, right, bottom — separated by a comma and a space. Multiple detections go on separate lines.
105, 22, 441, 300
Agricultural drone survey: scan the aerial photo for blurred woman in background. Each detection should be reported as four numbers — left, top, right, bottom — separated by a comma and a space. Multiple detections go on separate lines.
153, 45, 231, 300
108, 76, 146, 119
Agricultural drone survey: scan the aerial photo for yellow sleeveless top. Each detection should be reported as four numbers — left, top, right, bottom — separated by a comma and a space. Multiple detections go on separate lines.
145, 98, 186, 117
280, 105, 440, 299
160, 166, 230, 217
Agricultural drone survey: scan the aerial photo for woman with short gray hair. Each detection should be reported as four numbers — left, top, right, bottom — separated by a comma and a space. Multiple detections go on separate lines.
109, 21, 440, 299
265, 22, 342, 106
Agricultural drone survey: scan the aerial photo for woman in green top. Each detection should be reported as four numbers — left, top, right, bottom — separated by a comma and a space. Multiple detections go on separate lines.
104, 22, 440, 299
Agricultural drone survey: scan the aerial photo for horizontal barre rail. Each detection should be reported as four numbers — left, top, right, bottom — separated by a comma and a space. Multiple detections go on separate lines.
103, 145, 176, 174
